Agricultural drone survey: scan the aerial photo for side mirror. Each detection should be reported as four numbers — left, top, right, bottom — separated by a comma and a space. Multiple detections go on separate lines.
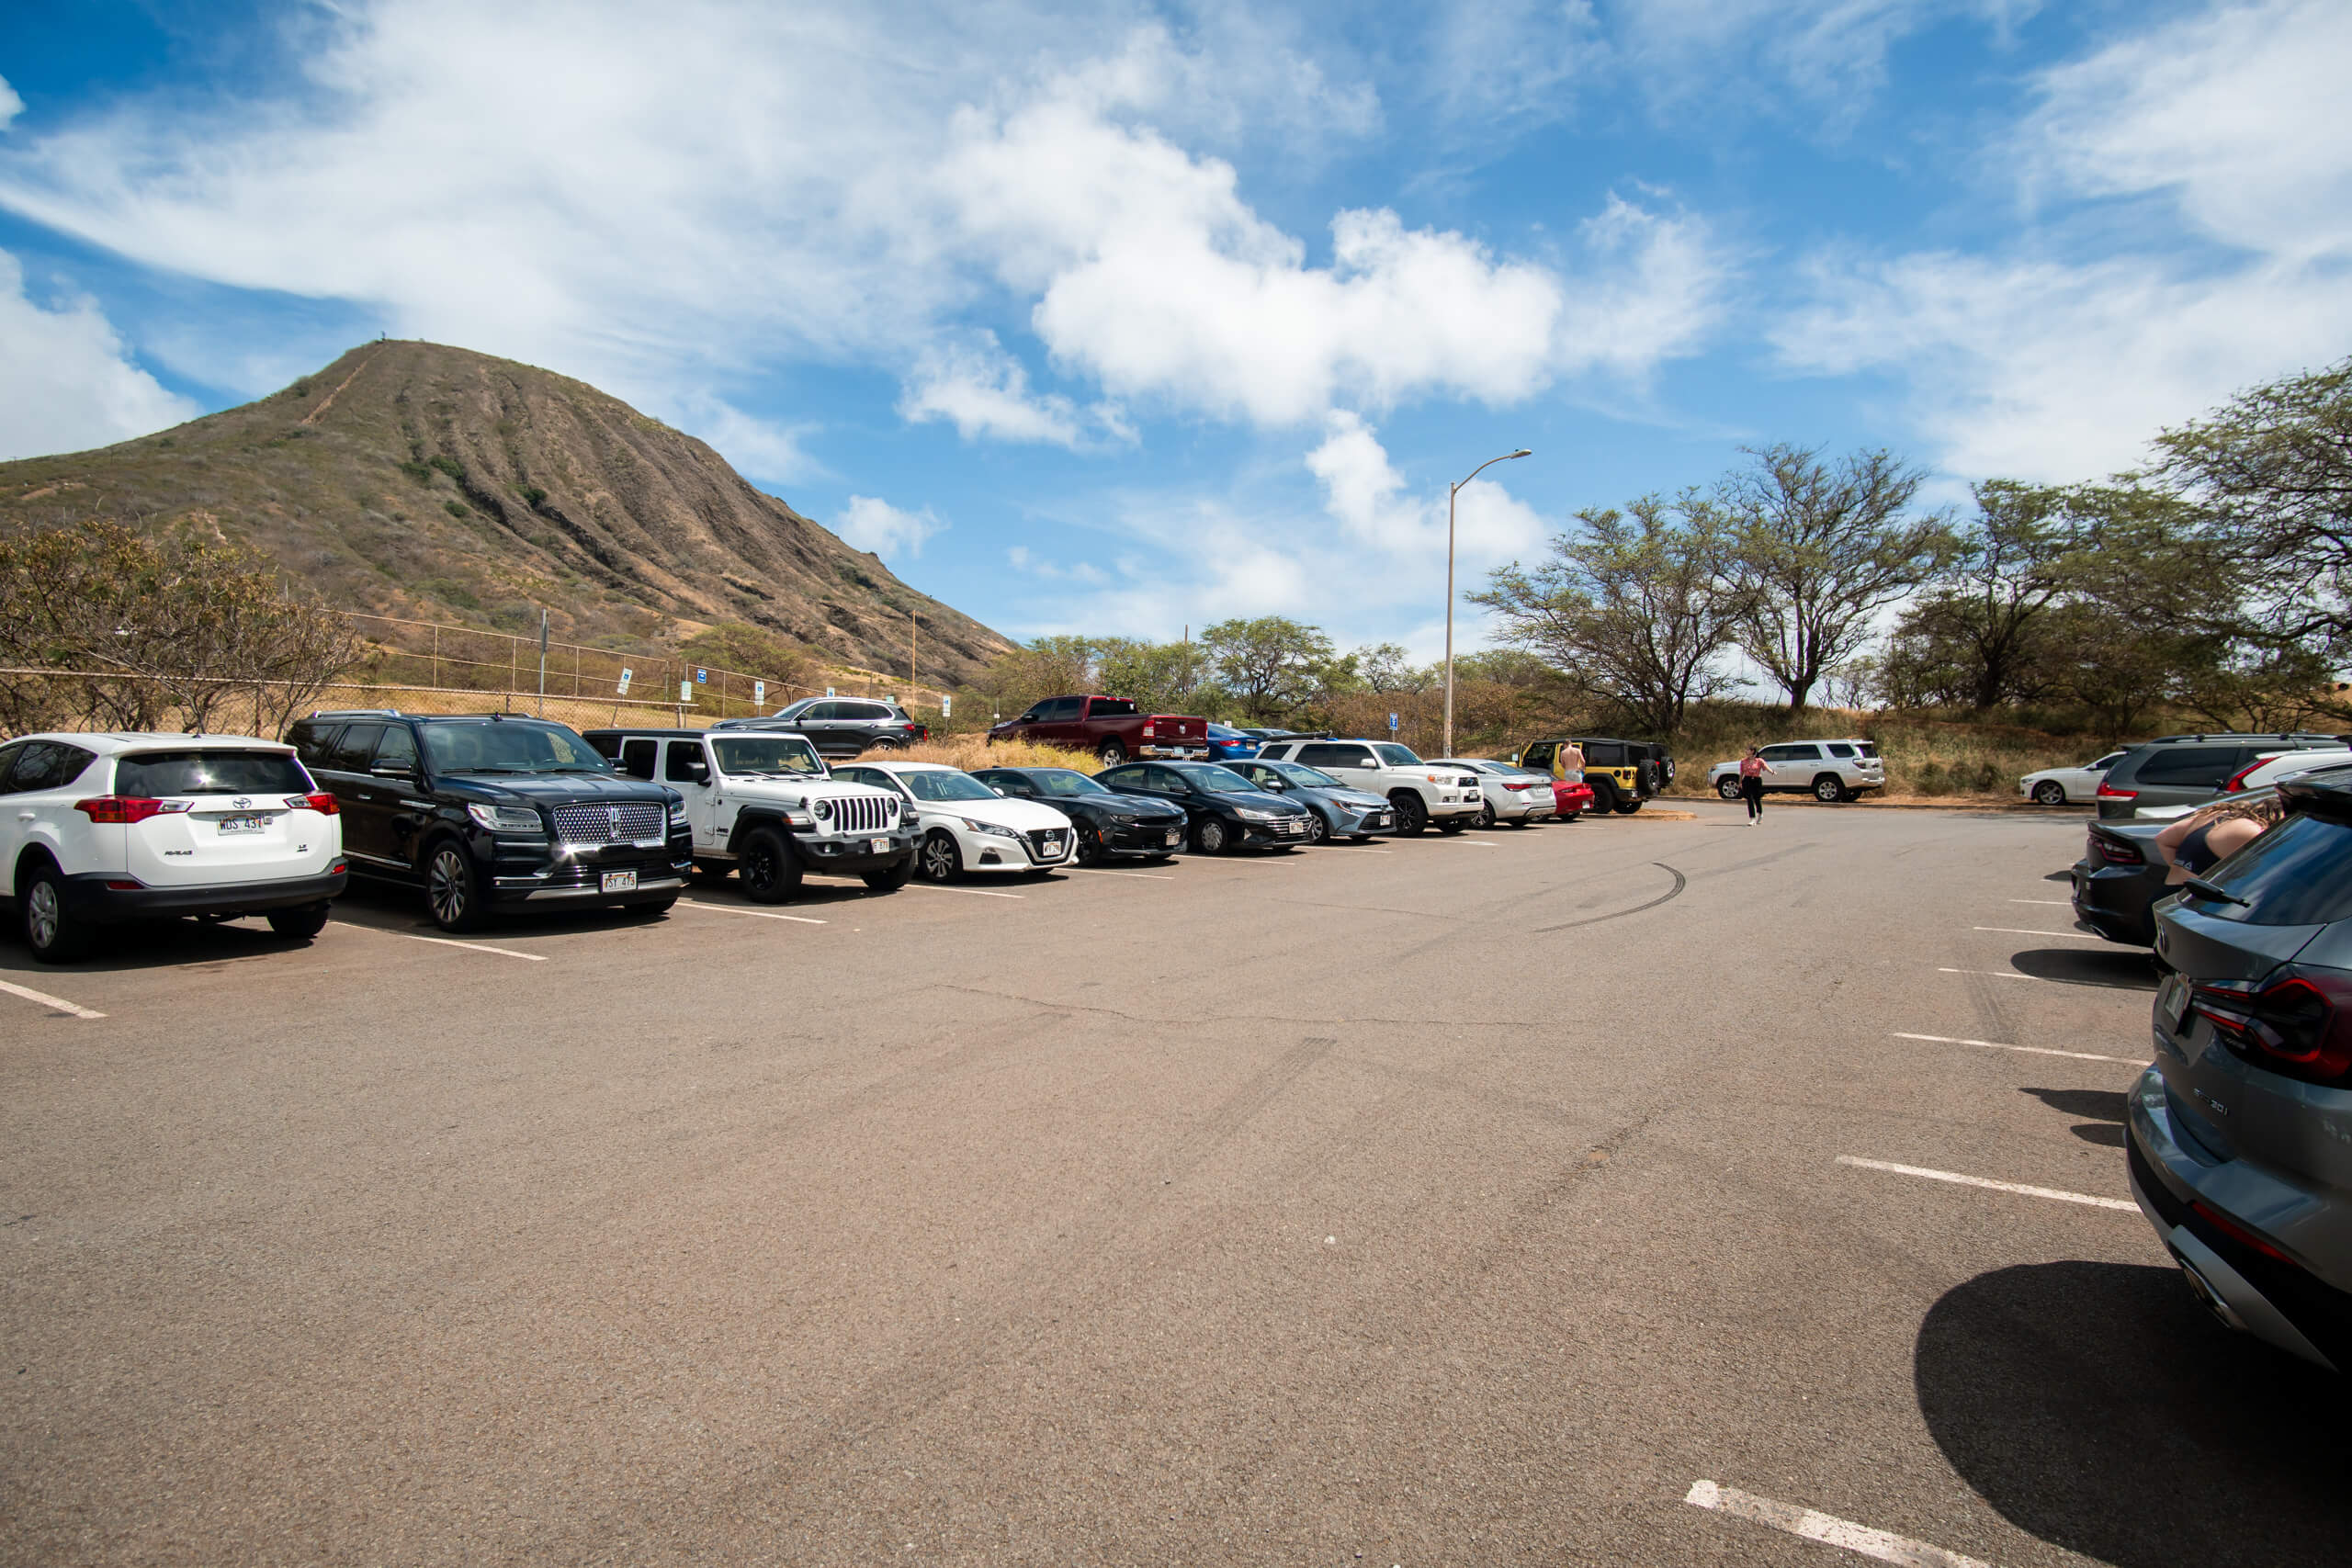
992, 786, 1008, 796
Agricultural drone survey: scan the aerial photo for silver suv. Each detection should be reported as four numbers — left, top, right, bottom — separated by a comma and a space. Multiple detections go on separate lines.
1250, 738, 1482, 835
2095, 732, 2345, 820
2132, 774, 2352, 1370
1707, 739, 1883, 803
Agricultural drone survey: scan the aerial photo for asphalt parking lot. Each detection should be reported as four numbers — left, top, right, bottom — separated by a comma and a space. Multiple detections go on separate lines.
3, 800, 2345, 1566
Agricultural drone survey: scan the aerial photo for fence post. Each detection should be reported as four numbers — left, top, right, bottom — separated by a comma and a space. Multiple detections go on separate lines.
432, 625, 439, 689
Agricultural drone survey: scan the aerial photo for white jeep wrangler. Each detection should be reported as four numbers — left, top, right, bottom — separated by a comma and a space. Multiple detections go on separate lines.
1250, 738, 1484, 835
585, 728, 917, 901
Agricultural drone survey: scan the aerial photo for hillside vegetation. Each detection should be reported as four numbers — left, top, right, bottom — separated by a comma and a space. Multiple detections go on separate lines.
0, 340, 1013, 684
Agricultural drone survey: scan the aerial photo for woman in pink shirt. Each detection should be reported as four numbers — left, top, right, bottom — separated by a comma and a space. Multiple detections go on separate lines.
1738, 747, 1766, 824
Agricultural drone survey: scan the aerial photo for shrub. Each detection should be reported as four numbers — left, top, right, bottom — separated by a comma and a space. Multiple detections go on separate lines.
426, 456, 466, 482
444, 499, 470, 520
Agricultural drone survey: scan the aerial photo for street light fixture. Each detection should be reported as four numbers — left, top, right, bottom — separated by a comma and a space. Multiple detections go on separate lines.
1444, 447, 1532, 758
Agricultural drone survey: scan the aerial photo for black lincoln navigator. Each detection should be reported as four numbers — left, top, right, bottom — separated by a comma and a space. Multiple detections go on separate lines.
287, 711, 691, 931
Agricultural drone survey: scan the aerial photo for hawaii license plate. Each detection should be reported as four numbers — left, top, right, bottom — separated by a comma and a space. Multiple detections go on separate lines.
216, 815, 265, 835
2157, 972, 2190, 1032
1165, 829, 1183, 846
870, 838, 889, 853
600, 870, 639, 894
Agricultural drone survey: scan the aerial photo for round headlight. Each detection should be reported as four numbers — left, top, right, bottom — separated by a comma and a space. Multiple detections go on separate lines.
812, 797, 832, 820
882, 797, 898, 819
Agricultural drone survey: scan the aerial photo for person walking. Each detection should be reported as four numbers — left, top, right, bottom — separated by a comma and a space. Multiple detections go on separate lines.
1738, 746, 1766, 825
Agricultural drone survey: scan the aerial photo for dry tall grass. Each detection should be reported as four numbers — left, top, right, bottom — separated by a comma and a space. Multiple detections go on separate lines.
893, 735, 1102, 773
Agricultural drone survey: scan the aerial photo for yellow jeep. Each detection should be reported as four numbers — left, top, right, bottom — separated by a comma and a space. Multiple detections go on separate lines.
1513, 736, 1676, 815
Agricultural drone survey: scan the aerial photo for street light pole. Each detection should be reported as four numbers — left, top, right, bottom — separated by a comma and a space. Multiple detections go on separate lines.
1444, 448, 1532, 757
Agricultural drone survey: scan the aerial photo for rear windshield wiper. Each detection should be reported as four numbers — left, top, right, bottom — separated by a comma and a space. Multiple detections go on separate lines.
2183, 876, 2249, 907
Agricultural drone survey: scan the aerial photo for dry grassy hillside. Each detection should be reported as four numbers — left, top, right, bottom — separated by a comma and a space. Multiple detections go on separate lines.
0, 340, 1013, 683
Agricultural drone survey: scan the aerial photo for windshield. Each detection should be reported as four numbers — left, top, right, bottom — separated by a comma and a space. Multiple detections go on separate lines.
1374, 743, 1421, 767
1267, 761, 1341, 789
1025, 769, 1109, 797
1170, 763, 1258, 793
901, 769, 999, 803
115, 750, 311, 796
712, 735, 825, 776
421, 721, 609, 774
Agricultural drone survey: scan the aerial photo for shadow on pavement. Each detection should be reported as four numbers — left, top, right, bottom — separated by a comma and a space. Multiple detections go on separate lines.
1917, 1260, 2350, 1567
2020, 1086, 2130, 1147
2008, 945, 2156, 989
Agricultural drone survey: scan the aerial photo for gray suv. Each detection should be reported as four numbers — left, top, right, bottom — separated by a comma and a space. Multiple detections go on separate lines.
2097, 732, 2343, 820
2131, 774, 2352, 1370
716, 697, 928, 757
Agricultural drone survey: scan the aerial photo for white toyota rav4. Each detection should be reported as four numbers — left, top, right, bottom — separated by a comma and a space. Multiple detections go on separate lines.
2, 732, 346, 962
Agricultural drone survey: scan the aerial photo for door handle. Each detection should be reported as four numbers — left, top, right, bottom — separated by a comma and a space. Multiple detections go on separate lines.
15, 811, 31, 821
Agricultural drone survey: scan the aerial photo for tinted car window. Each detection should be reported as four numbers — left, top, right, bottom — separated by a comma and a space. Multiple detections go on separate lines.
1042, 697, 1084, 721
618, 739, 658, 779
1584, 741, 1626, 767
114, 750, 309, 796
1760, 744, 1815, 762
2200, 812, 2352, 927
0, 741, 26, 793
1090, 698, 1139, 717
373, 726, 417, 772
1299, 743, 1372, 769
1095, 766, 1144, 790
287, 721, 340, 768
2133, 746, 2246, 787
15, 741, 96, 792
665, 742, 709, 783
325, 724, 384, 773
847, 702, 892, 721
1521, 742, 1555, 770
1171, 763, 1254, 793
1826, 743, 1855, 759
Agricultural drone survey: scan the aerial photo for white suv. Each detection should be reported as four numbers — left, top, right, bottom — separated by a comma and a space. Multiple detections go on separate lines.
1707, 739, 1884, 804
1251, 739, 1483, 834
586, 727, 917, 901
2, 732, 346, 962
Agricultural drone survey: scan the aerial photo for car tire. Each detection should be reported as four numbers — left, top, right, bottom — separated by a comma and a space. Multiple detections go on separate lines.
424, 840, 485, 932
740, 826, 805, 903
1390, 791, 1429, 835
1476, 800, 1497, 829
1612, 794, 1642, 815
919, 829, 963, 882
266, 901, 332, 942
19, 861, 90, 964
1195, 817, 1232, 854
864, 859, 915, 891
1812, 774, 1848, 804
1097, 738, 1127, 766
1437, 816, 1468, 835
2032, 781, 2067, 807
1716, 776, 1742, 800
867, 736, 903, 752
1074, 826, 1108, 864
1306, 812, 1330, 844
1588, 778, 1619, 815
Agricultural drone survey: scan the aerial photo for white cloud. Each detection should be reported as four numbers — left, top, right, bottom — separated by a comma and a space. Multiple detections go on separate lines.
835, 494, 945, 560
0, 250, 198, 460
0, 74, 23, 130
668, 394, 820, 485
899, 332, 1129, 448
1006, 544, 1108, 583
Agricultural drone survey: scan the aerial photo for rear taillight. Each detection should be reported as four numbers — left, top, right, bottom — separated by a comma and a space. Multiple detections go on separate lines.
1142, 722, 1157, 739
2087, 830, 2143, 866
2221, 759, 2267, 793
2097, 781, 2138, 801
286, 793, 340, 816
74, 796, 193, 824
2189, 1199, 2298, 1264
2189, 967, 2352, 1085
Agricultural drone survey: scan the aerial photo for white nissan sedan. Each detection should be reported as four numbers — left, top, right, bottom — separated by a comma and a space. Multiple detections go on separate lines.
831, 761, 1076, 880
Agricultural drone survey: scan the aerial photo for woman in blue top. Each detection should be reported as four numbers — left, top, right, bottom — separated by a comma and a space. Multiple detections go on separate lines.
2155, 795, 2285, 884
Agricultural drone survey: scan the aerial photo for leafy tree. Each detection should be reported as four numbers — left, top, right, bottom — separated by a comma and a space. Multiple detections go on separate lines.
0, 518, 362, 735
1355, 642, 1430, 694
1200, 616, 1335, 723
972, 635, 1096, 720
1719, 445, 1957, 711
1095, 636, 1219, 716
1891, 481, 2076, 709
1471, 491, 1741, 736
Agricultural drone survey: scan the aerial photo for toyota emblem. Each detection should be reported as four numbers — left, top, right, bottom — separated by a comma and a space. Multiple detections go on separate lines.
232, 796, 252, 809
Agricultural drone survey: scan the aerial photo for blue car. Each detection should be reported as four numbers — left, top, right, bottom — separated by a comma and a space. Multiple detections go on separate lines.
1205, 724, 1260, 761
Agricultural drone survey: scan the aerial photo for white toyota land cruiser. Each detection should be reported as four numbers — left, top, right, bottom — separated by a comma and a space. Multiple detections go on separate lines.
585, 727, 917, 901
1250, 738, 1484, 835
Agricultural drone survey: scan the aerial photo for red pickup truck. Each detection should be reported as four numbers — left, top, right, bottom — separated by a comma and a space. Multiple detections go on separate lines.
988, 695, 1209, 764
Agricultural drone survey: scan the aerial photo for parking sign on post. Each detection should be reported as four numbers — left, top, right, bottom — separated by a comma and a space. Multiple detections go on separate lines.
942, 694, 952, 718
681, 680, 694, 703
754, 681, 765, 706
1388, 713, 1399, 733
617, 667, 632, 696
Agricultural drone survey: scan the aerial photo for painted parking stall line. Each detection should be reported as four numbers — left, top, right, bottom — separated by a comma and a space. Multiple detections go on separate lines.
0, 978, 105, 1020
1062, 867, 1177, 881
1971, 926, 2103, 940
903, 883, 1025, 899
335, 922, 548, 962
1685, 1480, 1992, 1568
2008, 898, 2073, 906
679, 900, 828, 925
1837, 1155, 2136, 1212
1892, 1032, 2143, 1066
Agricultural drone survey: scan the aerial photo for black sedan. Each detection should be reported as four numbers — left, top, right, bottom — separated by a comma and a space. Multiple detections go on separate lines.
968, 766, 1189, 863
1093, 761, 1315, 853
1217, 758, 1394, 842
2072, 817, 2174, 945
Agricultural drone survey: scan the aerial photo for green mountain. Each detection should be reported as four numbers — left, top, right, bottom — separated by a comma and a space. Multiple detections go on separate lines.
0, 340, 1012, 684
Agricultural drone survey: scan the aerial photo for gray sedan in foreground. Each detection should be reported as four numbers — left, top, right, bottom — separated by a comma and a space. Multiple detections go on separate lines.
1219, 758, 1395, 842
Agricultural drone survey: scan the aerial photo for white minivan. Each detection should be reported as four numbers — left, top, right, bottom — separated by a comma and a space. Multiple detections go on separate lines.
2, 732, 345, 962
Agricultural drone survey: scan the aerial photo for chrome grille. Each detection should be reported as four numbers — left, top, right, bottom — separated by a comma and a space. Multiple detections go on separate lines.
831, 795, 891, 835
551, 801, 666, 844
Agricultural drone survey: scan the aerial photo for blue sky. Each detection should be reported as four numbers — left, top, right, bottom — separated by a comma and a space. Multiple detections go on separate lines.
1, 1, 2346, 660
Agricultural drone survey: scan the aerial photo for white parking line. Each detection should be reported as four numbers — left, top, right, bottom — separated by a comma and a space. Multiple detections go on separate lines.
1938, 966, 2057, 983
338, 923, 548, 961
1063, 867, 1177, 881
1893, 1032, 2143, 1066
2009, 898, 2072, 906
1973, 926, 2103, 940
904, 883, 1024, 899
1685, 1480, 1991, 1568
678, 900, 827, 924
1836, 1155, 2136, 1212
0, 978, 105, 1020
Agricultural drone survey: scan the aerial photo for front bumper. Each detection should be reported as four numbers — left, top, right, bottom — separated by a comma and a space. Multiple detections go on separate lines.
1102, 819, 1190, 855
61, 867, 347, 922
793, 828, 920, 874
1238, 815, 1315, 846
2128, 1066, 2352, 1371
489, 829, 694, 906
1332, 805, 1393, 835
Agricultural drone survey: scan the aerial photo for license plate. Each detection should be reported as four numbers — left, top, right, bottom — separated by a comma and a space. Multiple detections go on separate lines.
600, 870, 639, 894
870, 838, 888, 853
217, 815, 266, 835
1367, 814, 1387, 827
2157, 972, 2190, 1032
1165, 829, 1182, 846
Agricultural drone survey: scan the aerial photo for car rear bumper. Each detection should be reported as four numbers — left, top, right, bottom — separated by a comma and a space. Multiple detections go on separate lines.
1137, 745, 1207, 760
60, 868, 348, 922
2070, 859, 2162, 945
2128, 1066, 2352, 1371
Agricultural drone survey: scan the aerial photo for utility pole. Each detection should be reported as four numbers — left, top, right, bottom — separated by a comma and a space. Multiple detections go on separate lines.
537, 609, 548, 717
910, 610, 918, 690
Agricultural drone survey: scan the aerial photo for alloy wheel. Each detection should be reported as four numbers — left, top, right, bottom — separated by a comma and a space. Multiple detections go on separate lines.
25, 880, 61, 951
922, 833, 960, 880
2034, 781, 2066, 806
1307, 813, 1330, 844
427, 848, 470, 927
1717, 777, 1742, 800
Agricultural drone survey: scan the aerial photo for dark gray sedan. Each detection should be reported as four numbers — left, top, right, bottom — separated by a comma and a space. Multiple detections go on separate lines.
1219, 758, 1395, 842
2075, 769, 2352, 945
